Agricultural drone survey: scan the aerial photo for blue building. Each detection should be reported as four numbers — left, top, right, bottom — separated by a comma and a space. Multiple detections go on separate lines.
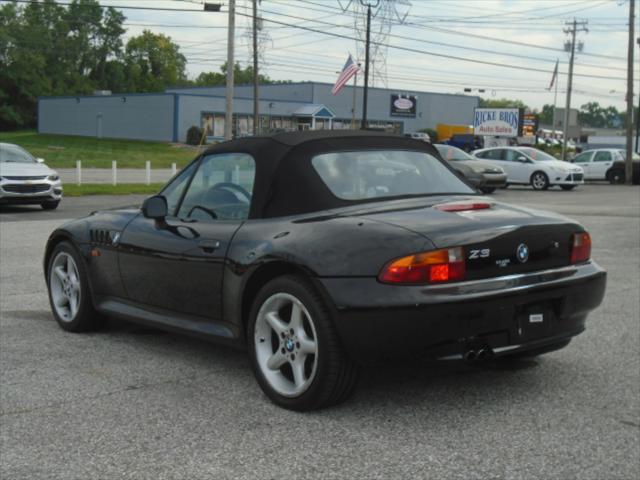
38, 82, 479, 142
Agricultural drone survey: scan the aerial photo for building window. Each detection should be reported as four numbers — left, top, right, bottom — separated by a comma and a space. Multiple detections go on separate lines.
201, 113, 225, 138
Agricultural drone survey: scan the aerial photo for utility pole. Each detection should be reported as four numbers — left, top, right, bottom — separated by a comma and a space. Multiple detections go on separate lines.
252, 0, 259, 136
625, 0, 635, 184
360, 0, 379, 129
225, 0, 236, 141
551, 59, 559, 132
562, 18, 588, 161
636, 36, 639, 154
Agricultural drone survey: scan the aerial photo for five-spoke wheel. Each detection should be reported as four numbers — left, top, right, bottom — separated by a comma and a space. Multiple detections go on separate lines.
254, 293, 318, 397
248, 275, 359, 411
46, 242, 104, 332
49, 252, 81, 322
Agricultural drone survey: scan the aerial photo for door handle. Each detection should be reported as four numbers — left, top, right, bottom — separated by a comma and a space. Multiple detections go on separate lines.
198, 239, 220, 254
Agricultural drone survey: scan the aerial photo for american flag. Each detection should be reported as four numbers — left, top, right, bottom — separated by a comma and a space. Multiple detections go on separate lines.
332, 54, 360, 96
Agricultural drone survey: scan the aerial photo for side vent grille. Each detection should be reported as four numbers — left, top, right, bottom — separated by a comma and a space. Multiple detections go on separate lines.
90, 229, 116, 245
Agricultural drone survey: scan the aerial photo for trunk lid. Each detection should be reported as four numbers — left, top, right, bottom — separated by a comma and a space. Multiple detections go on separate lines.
357, 197, 582, 280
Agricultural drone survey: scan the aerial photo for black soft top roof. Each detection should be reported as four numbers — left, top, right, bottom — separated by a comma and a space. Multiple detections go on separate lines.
201, 130, 445, 218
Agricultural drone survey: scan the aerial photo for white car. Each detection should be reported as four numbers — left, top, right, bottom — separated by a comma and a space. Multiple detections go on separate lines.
472, 146, 584, 191
0, 143, 63, 209
571, 149, 626, 182
405, 132, 431, 142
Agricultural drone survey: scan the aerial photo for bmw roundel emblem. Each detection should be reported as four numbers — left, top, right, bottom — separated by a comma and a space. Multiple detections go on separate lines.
516, 243, 529, 263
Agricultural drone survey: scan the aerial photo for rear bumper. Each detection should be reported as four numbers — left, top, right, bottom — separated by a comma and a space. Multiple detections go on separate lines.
319, 262, 606, 364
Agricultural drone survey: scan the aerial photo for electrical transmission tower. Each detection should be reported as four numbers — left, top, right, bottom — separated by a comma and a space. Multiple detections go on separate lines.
339, 0, 411, 88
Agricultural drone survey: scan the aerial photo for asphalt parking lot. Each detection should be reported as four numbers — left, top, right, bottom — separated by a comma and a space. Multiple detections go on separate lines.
1, 184, 639, 479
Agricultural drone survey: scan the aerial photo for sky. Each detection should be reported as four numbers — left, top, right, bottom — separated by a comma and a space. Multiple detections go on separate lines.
103, 0, 637, 111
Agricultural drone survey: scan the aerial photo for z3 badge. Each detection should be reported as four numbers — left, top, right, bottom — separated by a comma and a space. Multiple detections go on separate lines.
468, 248, 490, 260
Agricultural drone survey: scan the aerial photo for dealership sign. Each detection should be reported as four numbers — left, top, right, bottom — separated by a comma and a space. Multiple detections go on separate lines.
473, 108, 524, 137
390, 95, 417, 117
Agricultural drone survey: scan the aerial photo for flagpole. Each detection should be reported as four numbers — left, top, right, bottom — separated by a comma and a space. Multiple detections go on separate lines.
351, 70, 358, 130
553, 75, 558, 135
551, 58, 559, 135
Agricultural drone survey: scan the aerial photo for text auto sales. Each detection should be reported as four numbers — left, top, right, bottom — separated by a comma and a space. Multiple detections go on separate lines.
473, 108, 523, 137
474, 110, 519, 134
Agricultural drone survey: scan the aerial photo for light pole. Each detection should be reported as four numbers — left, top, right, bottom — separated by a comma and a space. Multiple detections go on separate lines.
360, 0, 379, 130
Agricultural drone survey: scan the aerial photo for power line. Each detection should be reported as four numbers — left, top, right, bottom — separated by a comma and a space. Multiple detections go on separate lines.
289, 0, 628, 61
7, 0, 630, 85
231, 5, 627, 81
8, 0, 205, 12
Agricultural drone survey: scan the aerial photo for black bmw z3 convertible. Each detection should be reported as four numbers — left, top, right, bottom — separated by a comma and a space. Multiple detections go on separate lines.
44, 131, 606, 410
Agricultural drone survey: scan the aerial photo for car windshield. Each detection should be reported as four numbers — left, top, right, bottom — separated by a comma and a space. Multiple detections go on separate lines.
435, 144, 475, 161
311, 150, 475, 201
519, 148, 556, 161
0, 144, 36, 163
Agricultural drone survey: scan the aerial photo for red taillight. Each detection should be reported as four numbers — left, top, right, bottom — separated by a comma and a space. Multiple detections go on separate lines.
570, 232, 591, 264
434, 202, 492, 212
378, 247, 466, 284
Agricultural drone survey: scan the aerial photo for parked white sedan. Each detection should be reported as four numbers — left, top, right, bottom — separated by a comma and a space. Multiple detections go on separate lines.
0, 143, 63, 209
472, 146, 584, 190
571, 149, 631, 182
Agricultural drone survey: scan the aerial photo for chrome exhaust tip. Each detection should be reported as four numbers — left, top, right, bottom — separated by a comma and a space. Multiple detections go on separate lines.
463, 350, 477, 362
477, 347, 493, 361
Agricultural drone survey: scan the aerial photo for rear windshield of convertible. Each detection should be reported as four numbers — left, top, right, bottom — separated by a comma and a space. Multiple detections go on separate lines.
311, 150, 475, 200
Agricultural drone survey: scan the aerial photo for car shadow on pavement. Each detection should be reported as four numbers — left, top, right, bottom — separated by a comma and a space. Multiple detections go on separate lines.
0, 205, 44, 213
15, 312, 549, 412
98, 316, 545, 410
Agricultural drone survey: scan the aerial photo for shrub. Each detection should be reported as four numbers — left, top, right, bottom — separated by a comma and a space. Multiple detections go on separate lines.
186, 126, 204, 145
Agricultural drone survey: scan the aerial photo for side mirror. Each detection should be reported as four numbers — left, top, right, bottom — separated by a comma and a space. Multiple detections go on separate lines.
141, 195, 168, 220
517, 156, 528, 163
36, 158, 45, 164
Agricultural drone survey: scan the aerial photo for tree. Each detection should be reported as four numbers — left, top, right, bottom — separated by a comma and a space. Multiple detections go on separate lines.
479, 98, 528, 109
577, 102, 621, 128
538, 104, 555, 126
124, 30, 187, 92
194, 62, 285, 86
0, 0, 126, 129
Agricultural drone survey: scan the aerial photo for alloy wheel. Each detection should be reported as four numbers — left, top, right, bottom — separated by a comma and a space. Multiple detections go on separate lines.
49, 252, 81, 322
254, 293, 319, 398
532, 173, 548, 190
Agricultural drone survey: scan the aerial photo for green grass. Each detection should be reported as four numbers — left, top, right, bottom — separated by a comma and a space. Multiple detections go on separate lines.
0, 130, 202, 169
63, 183, 164, 196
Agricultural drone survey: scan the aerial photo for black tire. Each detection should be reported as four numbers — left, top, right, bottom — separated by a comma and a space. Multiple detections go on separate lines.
41, 200, 60, 210
530, 171, 550, 190
480, 187, 496, 194
46, 241, 105, 332
247, 275, 360, 411
606, 169, 625, 184
560, 185, 576, 191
